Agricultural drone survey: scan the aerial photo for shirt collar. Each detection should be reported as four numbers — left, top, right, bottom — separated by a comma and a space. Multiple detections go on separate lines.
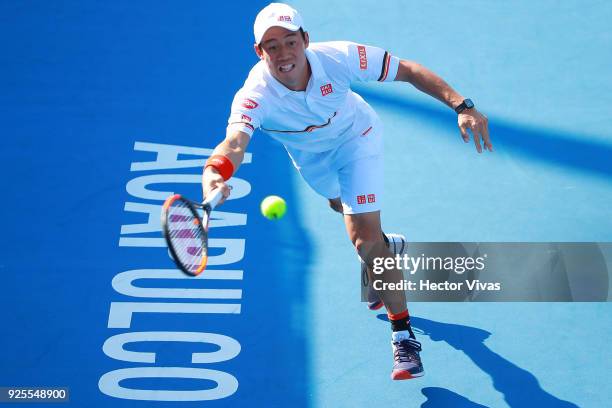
305, 48, 327, 82
263, 48, 329, 98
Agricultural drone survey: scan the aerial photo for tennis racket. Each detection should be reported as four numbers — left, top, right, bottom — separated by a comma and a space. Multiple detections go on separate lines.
161, 188, 224, 276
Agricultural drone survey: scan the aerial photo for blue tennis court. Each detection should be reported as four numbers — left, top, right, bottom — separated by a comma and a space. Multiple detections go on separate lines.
1, 1, 611, 407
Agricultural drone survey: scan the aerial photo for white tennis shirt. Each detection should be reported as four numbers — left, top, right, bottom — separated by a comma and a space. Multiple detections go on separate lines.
227, 41, 400, 153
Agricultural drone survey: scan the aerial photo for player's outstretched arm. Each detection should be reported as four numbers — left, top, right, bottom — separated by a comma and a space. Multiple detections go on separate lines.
202, 130, 251, 206
394, 60, 492, 153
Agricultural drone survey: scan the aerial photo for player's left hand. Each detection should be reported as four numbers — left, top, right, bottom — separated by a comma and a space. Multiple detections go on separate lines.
458, 109, 492, 153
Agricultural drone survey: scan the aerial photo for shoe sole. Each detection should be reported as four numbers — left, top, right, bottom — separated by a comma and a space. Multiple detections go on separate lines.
391, 369, 425, 380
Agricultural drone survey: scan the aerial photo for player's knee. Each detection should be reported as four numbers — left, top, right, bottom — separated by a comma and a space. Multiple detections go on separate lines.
352, 236, 383, 257
345, 212, 383, 258
353, 237, 370, 254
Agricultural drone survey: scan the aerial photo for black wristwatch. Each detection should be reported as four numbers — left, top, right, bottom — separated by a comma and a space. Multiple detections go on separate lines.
454, 98, 474, 114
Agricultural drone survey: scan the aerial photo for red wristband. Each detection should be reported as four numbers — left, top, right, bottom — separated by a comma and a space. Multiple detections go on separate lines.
205, 155, 234, 181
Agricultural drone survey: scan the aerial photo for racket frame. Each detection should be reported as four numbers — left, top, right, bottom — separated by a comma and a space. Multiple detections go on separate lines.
161, 194, 211, 276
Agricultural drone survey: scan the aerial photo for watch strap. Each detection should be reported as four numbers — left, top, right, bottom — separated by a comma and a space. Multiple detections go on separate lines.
454, 99, 474, 114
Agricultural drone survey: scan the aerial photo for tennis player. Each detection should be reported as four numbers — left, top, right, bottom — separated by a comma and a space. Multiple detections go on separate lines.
202, 3, 492, 380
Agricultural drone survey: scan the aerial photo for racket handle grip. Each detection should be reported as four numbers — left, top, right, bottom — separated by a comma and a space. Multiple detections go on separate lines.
204, 188, 224, 210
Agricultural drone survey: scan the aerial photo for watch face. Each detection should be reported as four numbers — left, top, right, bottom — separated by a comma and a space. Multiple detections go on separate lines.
465, 99, 474, 109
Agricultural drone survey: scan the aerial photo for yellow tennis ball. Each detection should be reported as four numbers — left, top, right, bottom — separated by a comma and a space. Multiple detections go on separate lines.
261, 195, 286, 220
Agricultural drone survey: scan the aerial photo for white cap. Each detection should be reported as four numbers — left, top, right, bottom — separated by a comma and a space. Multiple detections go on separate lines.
254, 3, 305, 44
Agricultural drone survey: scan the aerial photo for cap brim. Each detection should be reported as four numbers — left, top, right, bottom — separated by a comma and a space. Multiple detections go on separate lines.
256, 22, 301, 44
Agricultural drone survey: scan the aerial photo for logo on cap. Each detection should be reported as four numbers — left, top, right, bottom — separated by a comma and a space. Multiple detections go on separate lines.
277, 15, 292, 22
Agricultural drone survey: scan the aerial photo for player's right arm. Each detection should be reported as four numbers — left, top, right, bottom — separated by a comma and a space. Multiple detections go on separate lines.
205, 80, 264, 205
202, 129, 250, 206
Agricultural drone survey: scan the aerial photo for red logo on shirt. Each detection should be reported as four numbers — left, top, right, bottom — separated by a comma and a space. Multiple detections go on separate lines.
357, 195, 366, 205
320, 83, 333, 96
241, 114, 252, 122
367, 194, 376, 203
241, 99, 258, 109
277, 15, 292, 22
357, 45, 367, 70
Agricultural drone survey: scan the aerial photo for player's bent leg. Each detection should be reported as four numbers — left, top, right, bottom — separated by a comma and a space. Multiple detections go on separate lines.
343, 211, 424, 380
336, 145, 423, 379
344, 211, 407, 313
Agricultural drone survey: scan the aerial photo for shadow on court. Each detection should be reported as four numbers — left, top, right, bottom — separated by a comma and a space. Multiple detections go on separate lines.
377, 315, 578, 408
421, 387, 489, 408
358, 88, 612, 181
235, 135, 314, 407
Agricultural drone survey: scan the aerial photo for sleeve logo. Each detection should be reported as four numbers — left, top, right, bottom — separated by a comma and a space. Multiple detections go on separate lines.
241, 114, 252, 122
241, 98, 259, 109
357, 45, 368, 70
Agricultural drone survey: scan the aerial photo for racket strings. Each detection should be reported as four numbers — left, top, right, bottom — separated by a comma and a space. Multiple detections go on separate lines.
166, 201, 207, 273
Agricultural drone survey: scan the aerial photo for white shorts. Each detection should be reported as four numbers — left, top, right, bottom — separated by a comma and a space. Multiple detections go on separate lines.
285, 119, 384, 214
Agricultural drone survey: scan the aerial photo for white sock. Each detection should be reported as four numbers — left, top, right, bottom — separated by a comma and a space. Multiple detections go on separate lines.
392, 330, 411, 342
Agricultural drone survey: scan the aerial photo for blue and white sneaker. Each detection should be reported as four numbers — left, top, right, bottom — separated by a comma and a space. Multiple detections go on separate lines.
364, 233, 408, 311
391, 330, 424, 380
